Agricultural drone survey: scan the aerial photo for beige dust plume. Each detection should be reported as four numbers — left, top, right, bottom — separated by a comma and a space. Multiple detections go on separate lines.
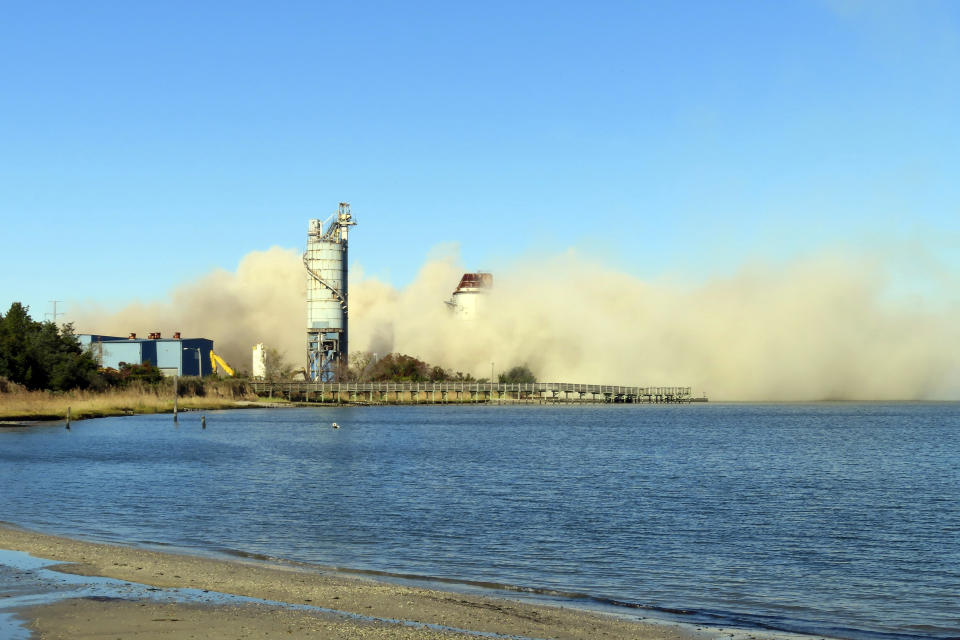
350, 249, 960, 401
70, 247, 304, 371
71, 245, 960, 400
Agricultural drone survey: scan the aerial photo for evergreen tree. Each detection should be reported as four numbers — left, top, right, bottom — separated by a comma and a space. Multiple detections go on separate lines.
0, 303, 41, 388
0, 302, 100, 390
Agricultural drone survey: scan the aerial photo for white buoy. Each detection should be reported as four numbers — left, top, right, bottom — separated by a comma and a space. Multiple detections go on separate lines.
332, 422, 340, 429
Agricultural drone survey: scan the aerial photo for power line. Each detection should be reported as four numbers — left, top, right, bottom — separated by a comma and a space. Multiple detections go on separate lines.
45, 300, 64, 323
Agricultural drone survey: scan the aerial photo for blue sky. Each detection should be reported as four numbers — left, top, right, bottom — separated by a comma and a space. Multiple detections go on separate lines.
2, 1, 958, 321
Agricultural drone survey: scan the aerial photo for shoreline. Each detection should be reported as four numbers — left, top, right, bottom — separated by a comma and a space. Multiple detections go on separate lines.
0, 400, 301, 426
0, 394, 594, 425
0, 523, 724, 640
0, 399, 653, 427
5, 399, 955, 426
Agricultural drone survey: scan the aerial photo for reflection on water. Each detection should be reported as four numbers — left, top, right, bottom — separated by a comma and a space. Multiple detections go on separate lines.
1, 403, 958, 639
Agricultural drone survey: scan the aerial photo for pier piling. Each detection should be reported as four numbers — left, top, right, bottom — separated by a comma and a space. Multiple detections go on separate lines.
249, 382, 696, 405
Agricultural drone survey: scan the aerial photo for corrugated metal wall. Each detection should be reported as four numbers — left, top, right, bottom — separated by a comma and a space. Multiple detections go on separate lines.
79, 336, 214, 376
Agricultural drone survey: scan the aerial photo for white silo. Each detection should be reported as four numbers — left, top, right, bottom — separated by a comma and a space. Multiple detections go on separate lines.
444, 272, 493, 320
304, 203, 356, 381
252, 343, 267, 380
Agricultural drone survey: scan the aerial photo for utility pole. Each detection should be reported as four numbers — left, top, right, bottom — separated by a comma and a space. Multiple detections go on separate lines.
45, 300, 64, 324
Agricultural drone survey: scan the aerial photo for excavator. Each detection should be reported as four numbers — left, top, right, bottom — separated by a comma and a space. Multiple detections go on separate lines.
209, 351, 235, 377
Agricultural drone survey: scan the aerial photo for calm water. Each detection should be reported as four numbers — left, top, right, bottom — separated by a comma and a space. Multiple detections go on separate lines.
1, 404, 958, 639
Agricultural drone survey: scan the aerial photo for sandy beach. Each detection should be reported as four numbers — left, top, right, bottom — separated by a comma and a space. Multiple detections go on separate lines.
0, 524, 714, 639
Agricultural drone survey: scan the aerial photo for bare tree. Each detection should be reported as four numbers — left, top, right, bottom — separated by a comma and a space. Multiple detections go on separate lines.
347, 351, 376, 382
265, 348, 294, 381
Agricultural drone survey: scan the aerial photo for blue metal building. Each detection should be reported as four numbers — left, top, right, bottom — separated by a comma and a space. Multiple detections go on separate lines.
78, 334, 214, 376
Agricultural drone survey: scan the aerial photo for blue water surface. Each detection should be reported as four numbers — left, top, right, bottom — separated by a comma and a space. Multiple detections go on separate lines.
1, 403, 958, 639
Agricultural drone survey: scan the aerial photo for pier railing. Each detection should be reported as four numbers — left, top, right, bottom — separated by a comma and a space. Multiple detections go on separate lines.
249, 381, 693, 404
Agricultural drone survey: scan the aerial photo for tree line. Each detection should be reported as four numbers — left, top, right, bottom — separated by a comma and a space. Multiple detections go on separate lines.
0, 303, 100, 390
342, 352, 536, 384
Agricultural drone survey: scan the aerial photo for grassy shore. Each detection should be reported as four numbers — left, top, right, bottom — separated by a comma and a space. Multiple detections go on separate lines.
0, 378, 278, 422
0, 524, 715, 640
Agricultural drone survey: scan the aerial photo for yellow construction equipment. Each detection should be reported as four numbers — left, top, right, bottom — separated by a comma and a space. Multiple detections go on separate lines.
209, 351, 235, 377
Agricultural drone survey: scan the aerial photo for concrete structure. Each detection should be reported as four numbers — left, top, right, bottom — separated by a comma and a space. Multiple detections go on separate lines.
304, 202, 356, 381
445, 272, 493, 319
252, 343, 267, 380
79, 333, 213, 376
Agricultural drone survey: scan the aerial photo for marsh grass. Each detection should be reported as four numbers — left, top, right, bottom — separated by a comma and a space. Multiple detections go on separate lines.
0, 378, 263, 421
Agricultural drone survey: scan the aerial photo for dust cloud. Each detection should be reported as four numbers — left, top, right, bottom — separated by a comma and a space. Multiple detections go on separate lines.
71, 246, 960, 401
70, 247, 305, 374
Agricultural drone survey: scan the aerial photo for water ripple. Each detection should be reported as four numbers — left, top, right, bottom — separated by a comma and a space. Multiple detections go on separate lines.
1, 403, 958, 639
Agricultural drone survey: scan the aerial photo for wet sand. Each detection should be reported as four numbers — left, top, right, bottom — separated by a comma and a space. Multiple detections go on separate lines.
0, 524, 712, 639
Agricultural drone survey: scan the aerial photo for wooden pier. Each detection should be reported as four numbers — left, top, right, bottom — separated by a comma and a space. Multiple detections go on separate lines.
250, 382, 693, 404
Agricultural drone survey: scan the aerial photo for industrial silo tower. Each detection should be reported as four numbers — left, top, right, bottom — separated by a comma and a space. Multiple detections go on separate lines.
445, 272, 493, 319
304, 202, 356, 381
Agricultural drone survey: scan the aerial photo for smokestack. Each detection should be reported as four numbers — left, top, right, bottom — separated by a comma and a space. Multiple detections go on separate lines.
128, 332, 136, 340
173, 332, 181, 339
